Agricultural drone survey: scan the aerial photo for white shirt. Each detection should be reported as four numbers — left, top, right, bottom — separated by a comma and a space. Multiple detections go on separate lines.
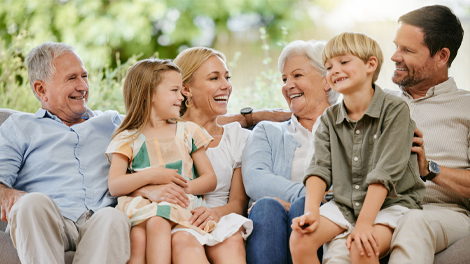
288, 114, 320, 183
205, 122, 251, 208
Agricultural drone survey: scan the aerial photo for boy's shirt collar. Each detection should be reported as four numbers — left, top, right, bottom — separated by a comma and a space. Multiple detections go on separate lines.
335, 84, 385, 124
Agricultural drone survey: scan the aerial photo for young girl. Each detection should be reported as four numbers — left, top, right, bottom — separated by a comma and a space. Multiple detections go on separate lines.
290, 32, 425, 264
106, 59, 217, 264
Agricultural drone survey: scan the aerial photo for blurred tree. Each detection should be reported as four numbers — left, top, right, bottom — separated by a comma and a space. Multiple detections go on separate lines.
0, 0, 320, 69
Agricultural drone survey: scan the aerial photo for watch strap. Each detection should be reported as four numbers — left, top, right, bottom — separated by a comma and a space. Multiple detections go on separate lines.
244, 112, 253, 127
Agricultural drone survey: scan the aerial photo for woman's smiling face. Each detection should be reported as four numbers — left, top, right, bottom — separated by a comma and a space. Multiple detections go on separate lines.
187, 55, 232, 117
281, 54, 329, 117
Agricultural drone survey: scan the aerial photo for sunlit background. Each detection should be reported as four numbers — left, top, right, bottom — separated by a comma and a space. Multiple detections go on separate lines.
1, 0, 469, 114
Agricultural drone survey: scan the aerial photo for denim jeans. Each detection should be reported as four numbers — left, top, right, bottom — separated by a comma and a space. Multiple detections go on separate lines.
246, 196, 323, 264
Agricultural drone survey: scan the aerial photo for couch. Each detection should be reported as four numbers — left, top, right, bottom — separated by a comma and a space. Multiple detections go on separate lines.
1, 108, 470, 264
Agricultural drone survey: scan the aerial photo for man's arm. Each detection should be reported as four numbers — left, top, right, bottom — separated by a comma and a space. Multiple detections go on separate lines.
0, 183, 25, 222
413, 127, 470, 198
218, 108, 291, 127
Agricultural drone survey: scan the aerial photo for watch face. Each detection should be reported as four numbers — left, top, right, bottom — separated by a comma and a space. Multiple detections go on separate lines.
241, 107, 253, 115
430, 161, 440, 174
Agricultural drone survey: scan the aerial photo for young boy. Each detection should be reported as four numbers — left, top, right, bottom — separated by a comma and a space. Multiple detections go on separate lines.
289, 32, 425, 264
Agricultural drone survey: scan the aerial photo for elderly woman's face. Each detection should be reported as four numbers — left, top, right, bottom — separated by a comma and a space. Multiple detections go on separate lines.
189, 55, 232, 117
281, 54, 328, 116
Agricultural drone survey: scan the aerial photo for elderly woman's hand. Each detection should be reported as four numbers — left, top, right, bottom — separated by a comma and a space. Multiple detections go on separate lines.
190, 206, 220, 229
248, 197, 292, 215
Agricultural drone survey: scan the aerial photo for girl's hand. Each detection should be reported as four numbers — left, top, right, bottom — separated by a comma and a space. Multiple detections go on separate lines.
346, 222, 379, 257
189, 206, 219, 229
150, 168, 188, 188
291, 211, 320, 234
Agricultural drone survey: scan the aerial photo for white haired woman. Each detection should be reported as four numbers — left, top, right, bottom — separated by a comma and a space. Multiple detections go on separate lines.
242, 39, 340, 264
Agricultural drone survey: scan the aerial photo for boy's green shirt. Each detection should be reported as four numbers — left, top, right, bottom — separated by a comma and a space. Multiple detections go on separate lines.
304, 85, 425, 224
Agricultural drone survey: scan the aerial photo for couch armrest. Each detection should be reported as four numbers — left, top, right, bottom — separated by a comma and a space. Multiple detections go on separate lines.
0, 108, 20, 126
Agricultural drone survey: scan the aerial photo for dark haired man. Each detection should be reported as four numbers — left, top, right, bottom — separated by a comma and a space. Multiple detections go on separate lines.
387, 5, 470, 263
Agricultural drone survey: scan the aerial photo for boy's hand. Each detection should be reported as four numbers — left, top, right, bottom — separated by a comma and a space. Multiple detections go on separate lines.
346, 222, 379, 257
291, 211, 320, 234
150, 168, 188, 188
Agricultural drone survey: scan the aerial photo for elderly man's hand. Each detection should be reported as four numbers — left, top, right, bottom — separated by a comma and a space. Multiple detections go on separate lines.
131, 183, 190, 208
0, 185, 26, 222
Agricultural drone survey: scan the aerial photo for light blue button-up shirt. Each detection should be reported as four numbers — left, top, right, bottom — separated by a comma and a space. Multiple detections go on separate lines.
0, 108, 123, 222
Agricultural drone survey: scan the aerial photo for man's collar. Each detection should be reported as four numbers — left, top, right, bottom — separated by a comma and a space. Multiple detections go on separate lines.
400, 77, 457, 99
335, 84, 385, 124
34, 108, 95, 122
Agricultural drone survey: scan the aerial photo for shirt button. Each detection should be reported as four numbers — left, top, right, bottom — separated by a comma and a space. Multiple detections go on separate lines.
355, 202, 360, 207
355, 185, 360, 190
354, 157, 359, 162
373, 135, 377, 139
355, 130, 360, 134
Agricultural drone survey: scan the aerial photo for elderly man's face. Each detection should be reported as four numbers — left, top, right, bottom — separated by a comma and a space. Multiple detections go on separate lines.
40, 52, 89, 125
391, 23, 437, 91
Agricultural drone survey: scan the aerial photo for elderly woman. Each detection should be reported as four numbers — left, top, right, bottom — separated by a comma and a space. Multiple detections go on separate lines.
242, 40, 339, 264
169, 47, 252, 264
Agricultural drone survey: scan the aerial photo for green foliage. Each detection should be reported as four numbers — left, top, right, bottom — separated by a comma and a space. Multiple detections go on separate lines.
228, 27, 288, 112
0, 0, 311, 70
0, 0, 326, 113
0, 30, 40, 112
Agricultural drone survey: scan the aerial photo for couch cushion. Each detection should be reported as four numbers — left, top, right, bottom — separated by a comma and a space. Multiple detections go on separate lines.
0, 109, 20, 126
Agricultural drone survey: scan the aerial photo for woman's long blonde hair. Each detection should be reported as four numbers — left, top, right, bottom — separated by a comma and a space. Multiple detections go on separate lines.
112, 58, 181, 140
173, 47, 226, 116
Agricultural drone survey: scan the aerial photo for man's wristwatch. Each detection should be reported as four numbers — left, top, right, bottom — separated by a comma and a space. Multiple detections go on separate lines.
240, 107, 253, 128
420, 160, 440, 182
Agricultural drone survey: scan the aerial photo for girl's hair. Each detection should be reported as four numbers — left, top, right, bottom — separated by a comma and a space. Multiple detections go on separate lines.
322, 32, 384, 83
112, 58, 181, 140
173, 47, 226, 115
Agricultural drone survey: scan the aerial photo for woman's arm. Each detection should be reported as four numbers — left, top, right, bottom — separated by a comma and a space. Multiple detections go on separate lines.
242, 122, 305, 203
108, 153, 188, 197
212, 167, 249, 218
189, 167, 249, 228
186, 147, 217, 195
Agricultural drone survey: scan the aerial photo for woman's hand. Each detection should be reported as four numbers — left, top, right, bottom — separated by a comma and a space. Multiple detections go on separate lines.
270, 197, 291, 212
148, 168, 188, 189
346, 222, 379, 257
291, 211, 320, 234
189, 206, 220, 229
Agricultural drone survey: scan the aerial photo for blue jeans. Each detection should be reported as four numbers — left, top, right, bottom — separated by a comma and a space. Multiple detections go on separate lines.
246, 197, 323, 264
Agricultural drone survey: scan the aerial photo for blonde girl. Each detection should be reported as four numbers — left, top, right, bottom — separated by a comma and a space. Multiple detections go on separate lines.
106, 59, 216, 264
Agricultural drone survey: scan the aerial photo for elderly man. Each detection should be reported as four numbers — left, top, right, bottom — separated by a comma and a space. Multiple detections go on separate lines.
0, 42, 131, 264
386, 5, 470, 263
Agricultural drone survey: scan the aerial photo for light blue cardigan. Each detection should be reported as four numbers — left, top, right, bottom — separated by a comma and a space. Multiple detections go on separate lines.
242, 120, 306, 204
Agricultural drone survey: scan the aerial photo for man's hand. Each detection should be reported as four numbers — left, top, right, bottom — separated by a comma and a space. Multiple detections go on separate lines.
411, 127, 429, 176
131, 183, 190, 208
0, 186, 26, 222
189, 206, 219, 229
346, 222, 379, 257
291, 211, 320, 234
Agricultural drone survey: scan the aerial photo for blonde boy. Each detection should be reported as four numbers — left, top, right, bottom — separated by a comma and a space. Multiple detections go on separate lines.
289, 32, 425, 264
